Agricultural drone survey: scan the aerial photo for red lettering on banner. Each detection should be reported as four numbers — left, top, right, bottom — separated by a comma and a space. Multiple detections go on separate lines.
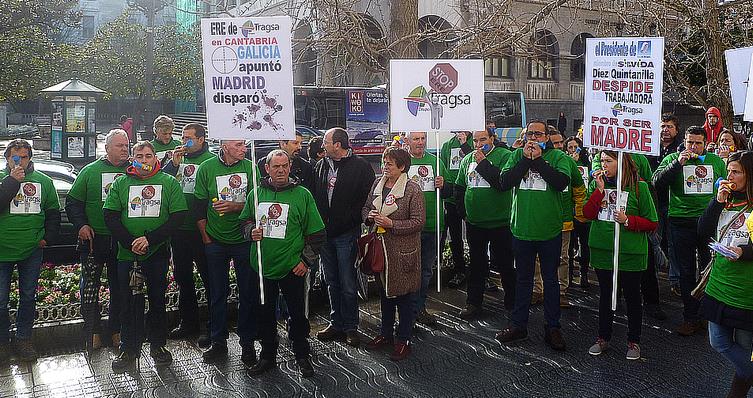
591, 125, 653, 152
641, 129, 652, 152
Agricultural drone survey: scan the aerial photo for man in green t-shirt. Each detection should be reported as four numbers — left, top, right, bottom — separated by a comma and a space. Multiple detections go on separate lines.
151, 115, 182, 164
162, 123, 214, 344
440, 131, 472, 288
0, 139, 60, 361
66, 129, 129, 350
193, 139, 260, 365
103, 141, 187, 372
454, 129, 516, 319
239, 149, 325, 378
406, 132, 453, 325
496, 120, 571, 351
653, 125, 727, 336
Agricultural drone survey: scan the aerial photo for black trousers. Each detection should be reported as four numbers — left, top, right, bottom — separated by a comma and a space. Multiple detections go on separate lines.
668, 217, 711, 321
79, 234, 121, 335
596, 269, 643, 343
466, 223, 516, 309
568, 220, 590, 281
254, 270, 310, 360
641, 234, 660, 306
441, 202, 466, 274
170, 229, 210, 329
117, 256, 169, 354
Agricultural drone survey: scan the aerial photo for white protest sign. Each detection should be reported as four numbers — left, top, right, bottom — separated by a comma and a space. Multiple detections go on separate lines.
583, 37, 664, 156
724, 46, 753, 116
389, 60, 485, 132
200, 16, 295, 140
744, 53, 753, 122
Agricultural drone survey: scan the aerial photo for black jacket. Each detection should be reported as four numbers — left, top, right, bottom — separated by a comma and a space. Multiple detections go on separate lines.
311, 152, 375, 238
257, 154, 313, 192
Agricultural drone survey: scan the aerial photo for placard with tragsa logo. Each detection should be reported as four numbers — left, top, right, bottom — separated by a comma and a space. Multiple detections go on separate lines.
258, 202, 289, 239
128, 185, 163, 218
215, 173, 248, 202
10, 182, 42, 214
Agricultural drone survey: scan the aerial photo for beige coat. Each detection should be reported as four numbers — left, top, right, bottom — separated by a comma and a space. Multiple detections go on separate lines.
362, 173, 425, 297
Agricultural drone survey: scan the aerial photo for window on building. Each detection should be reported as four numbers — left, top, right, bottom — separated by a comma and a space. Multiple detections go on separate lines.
570, 33, 593, 82
81, 15, 95, 39
485, 57, 513, 78
528, 30, 559, 81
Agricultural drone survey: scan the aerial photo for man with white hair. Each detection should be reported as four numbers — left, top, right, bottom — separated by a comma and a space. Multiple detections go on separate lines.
66, 129, 130, 350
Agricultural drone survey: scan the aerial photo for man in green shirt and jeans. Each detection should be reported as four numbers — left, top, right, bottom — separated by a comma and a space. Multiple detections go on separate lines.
104, 141, 187, 371
0, 139, 60, 361
240, 149, 325, 378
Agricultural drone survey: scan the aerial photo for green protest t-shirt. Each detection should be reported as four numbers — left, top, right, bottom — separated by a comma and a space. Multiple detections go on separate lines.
175, 151, 215, 231
239, 184, 324, 280
408, 152, 448, 232
151, 139, 182, 161
655, 152, 727, 218
560, 155, 585, 223
502, 148, 570, 241
592, 152, 653, 183
705, 202, 753, 310
194, 156, 255, 244
455, 147, 512, 229
103, 172, 187, 261
440, 136, 467, 204
587, 180, 658, 271
0, 169, 60, 262
66, 158, 127, 235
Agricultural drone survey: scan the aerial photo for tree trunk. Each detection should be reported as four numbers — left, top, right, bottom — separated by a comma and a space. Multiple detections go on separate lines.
389, 0, 419, 59
704, 1, 733, 127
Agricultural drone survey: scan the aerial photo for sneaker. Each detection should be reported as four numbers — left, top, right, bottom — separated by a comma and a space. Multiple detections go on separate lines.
544, 328, 566, 351
297, 357, 315, 378
626, 342, 641, 360
416, 310, 437, 326
458, 304, 482, 319
247, 358, 275, 376
366, 335, 394, 350
531, 292, 544, 306
168, 324, 199, 339
559, 295, 571, 308
447, 273, 466, 288
644, 304, 668, 321
676, 320, 704, 336
588, 338, 609, 356
202, 343, 228, 363
495, 327, 528, 344
150, 346, 173, 366
316, 325, 346, 342
111, 351, 137, 372
14, 339, 37, 362
197, 334, 211, 349
241, 344, 257, 367
670, 284, 681, 297
345, 330, 361, 347
485, 278, 499, 292
389, 341, 411, 361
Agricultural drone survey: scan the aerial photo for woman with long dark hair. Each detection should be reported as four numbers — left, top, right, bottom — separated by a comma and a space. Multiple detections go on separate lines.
697, 151, 753, 397
582, 151, 658, 360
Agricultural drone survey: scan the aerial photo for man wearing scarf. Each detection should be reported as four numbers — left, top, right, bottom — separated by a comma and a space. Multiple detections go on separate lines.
104, 141, 187, 371
0, 139, 60, 362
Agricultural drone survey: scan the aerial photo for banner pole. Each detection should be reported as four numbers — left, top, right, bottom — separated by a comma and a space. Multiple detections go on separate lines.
435, 130, 442, 293
611, 151, 623, 311
250, 140, 265, 305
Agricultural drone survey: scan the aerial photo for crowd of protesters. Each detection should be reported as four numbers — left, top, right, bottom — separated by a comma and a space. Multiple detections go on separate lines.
0, 109, 752, 395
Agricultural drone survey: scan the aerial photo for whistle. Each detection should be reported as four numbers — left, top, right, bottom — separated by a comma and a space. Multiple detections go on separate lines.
576, 147, 582, 153
11, 156, 20, 166
482, 144, 490, 152
212, 198, 224, 216
184, 139, 194, 148
132, 160, 153, 172
715, 177, 736, 191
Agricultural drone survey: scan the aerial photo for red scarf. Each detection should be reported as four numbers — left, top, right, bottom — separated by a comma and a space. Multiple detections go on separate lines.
125, 159, 161, 179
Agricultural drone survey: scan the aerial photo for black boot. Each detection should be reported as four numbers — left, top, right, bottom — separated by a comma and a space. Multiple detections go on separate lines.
726, 373, 753, 398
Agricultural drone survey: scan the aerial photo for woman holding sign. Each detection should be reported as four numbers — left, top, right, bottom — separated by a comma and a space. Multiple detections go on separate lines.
582, 151, 657, 361
697, 151, 753, 398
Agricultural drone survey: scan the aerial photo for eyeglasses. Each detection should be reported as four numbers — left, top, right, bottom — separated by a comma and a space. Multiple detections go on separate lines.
525, 131, 546, 138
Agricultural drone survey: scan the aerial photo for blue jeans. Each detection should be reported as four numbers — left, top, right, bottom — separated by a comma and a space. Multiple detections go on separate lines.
117, 256, 169, 354
415, 232, 437, 314
0, 249, 43, 341
511, 235, 562, 330
321, 227, 360, 332
709, 321, 753, 379
205, 241, 257, 346
381, 291, 416, 342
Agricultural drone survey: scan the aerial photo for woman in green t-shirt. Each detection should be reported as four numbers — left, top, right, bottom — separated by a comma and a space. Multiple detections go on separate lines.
582, 151, 658, 361
697, 151, 753, 397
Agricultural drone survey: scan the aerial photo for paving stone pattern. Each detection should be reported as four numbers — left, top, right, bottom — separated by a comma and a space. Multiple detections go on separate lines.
0, 283, 738, 397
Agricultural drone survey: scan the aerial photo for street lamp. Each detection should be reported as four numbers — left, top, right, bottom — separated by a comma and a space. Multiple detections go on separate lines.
126, 0, 171, 140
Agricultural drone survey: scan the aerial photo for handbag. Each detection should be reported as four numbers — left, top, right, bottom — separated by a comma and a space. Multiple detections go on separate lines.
356, 229, 387, 276
691, 205, 751, 300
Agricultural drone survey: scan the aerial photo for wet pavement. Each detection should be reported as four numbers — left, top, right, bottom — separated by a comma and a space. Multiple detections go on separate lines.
0, 276, 737, 398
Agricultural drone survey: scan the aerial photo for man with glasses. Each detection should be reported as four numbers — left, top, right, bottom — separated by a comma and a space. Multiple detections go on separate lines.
496, 120, 571, 351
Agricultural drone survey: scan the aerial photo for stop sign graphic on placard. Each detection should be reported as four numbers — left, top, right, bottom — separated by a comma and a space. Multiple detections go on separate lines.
429, 63, 458, 94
